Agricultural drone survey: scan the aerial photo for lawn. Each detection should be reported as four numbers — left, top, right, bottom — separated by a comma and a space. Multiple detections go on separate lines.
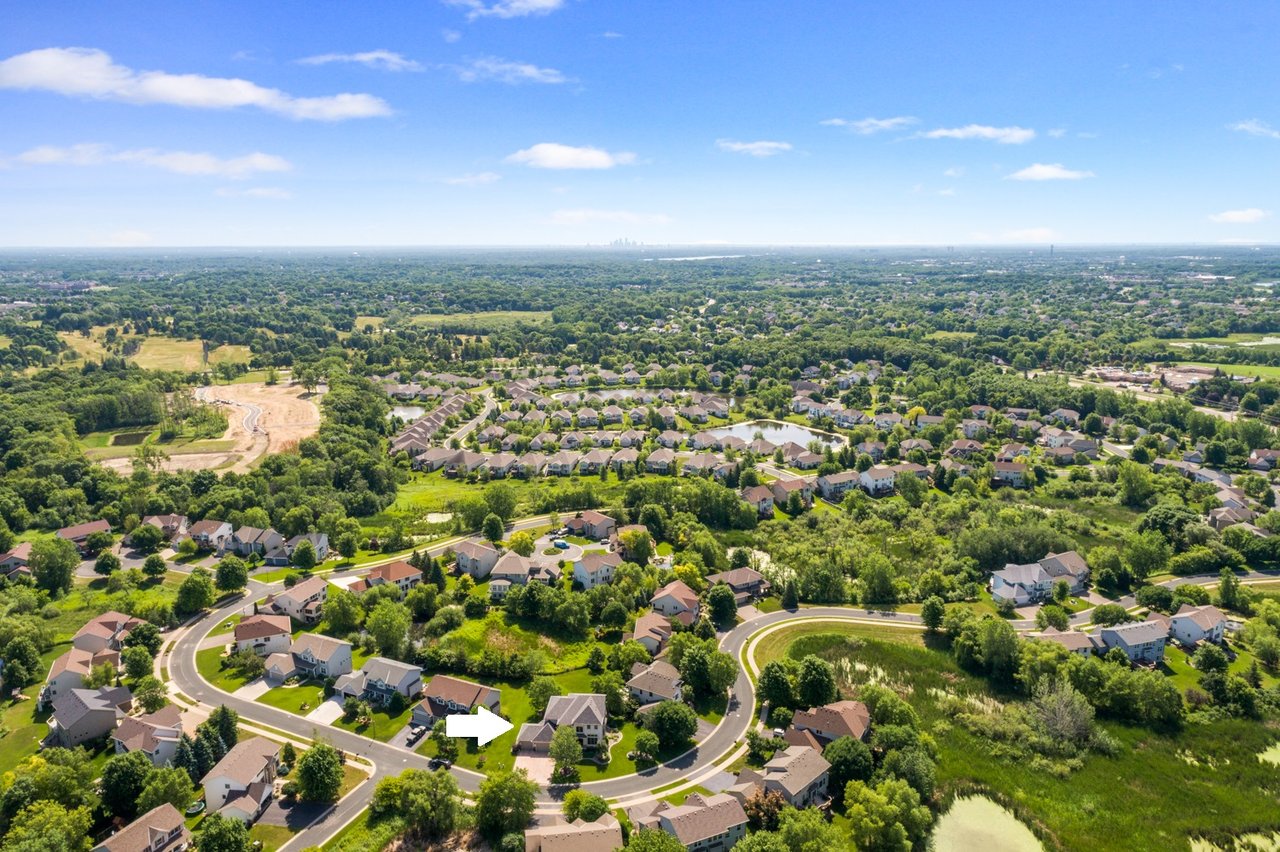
130, 337, 251, 371
759, 623, 1280, 851
44, 573, 185, 642
248, 824, 294, 852
256, 683, 327, 715
195, 646, 255, 693
410, 310, 553, 328
0, 643, 69, 769
331, 700, 415, 742
321, 809, 404, 852
1175, 361, 1280, 379
208, 614, 244, 637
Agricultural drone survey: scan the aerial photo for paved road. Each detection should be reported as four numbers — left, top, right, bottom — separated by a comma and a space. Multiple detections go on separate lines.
448, 389, 495, 444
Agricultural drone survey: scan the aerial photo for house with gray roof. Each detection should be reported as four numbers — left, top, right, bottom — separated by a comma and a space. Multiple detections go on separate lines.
627, 792, 747, 851
334, 657, 423, 706
1100, 619, 1168, 663
732, 744, 830, 808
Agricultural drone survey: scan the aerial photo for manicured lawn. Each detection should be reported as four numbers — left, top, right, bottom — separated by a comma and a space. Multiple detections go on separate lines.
0, 643, 68, 769
754, 596, 782, 614
331, 701, 415, 742
256, 683, 326, 715
338, 763, 368, 797
195, 646, 255, 693
663, 784, 713, 804
208, 614, 243, 637
249, 824, 294, 851
655, 542, 674, 557
437, 611, 602, 673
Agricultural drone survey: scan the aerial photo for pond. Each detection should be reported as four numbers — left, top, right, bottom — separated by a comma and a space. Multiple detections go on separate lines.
931, 796, 1043, 852
708, 419, 845, 446
388, 405, 426, 421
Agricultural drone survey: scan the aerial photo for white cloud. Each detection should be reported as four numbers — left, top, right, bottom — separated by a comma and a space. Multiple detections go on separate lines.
15, 143, 291, 178
1006, 163, 1095, 181
715, 139, 792, 157
943, 167, 964, 178
820, 116, 917, 135
919, 124, 1035, 144
215, 186, 292, 199
505, 143, 635, 170
938, 188, 956, 196
1209, 208, 1270, 224
0, 47, 391, 120
442, 29, 462, 43
444, 0, 565, 20
1001, 227, 1055, 242
549, 209, 670, 225
443, 171, 502, 186
1047, 128, 1066, 138
602, 31, 623, 38
454, 57, 567, 84
296, 50, 422, 72
1230, 119, 1280, 140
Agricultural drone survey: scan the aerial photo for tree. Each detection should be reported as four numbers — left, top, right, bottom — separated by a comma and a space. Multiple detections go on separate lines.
1091, 603, 1131, 626
842, 779, 932, 851
122, 645, 153, 681
859, 554, 898, 605
1193, 643, 1229, 675
474, 769, 538, 840
757, 660, 795, 710
1036, 604, 1071, 631
296, 743, 343, 802
30, 538, 78, 595
429, 558, 447, 591
142, 554, 168, 579
482, 513, 505, 544
634, 729, 660, 761
430, 719, 458, 763
366, 600, 411, 657
508, 530, 536, 557
137, 766, 195, 814
323, 588, 364, 634
175, 569, 216, 614
732, 834, 790, 852
562, 789, 608, 822
392, 768, 461, 840
1117, 462, 1156, 507
291, 539, 318, 571
920, 596, 945, 632
134, 675, 168, 712
130, 524, 164, 554
896, 471, 927, 507
1, 638, 42, 690
625, 829, 687, 852
824, 736, 874, 807
744, 787, 787, 832
775, 806, 850, 851
1218, 567, 1244, 612
707, 583, 737, 626
549, 725, 583, 778
84, 531, 114, 556
123, 622, 162, 656
485, 483, 518, 522
643, 700, 697, 749
586, 645, 607, 674
2, 801, 93, 852
781, 578, 799, 610
207, 705, 240, 748
197, 813, 251, 852
215, 556, 248, 592
600, 601, 628, 631
796, 656, 838, 707
94, 551, 120, 576
100, 751, 153, 818
527, 676, 563, 715
619, 528, 654, 565
591, 670, 627, 717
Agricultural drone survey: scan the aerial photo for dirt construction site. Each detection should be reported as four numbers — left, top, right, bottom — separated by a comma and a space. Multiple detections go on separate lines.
100, 382, 321, 475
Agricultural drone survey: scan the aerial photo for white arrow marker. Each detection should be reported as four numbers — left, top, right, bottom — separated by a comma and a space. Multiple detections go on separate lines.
445, 705, 513, 746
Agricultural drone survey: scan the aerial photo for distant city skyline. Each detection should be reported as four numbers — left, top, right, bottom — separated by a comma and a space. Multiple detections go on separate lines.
1, 1, 1278, 246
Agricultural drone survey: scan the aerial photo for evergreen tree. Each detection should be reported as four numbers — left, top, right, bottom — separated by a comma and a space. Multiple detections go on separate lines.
174, 734, 199, 783
782, 578, 799, 609
429, 558, 447, 591
207, 705, 240, 749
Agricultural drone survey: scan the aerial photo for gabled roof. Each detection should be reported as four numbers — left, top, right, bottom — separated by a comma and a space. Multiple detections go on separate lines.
1172, 603, 1226, 632
545, 693, 607, 728
57, 519, 111, 540
422, 675, 499, 709
203, 737, 278, 785
758, 745, 831, 797
92, 803, 187, 852
653, 579, 699, 610
291, 632, 351, 661
367, 561, 421, 584
791, 700, 870, 741
234, 614, 292, 642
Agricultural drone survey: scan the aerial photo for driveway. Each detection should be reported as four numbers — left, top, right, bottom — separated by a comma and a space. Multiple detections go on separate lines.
386, 722, 424, 750
305, 697, 345, 725
232, 678, 272, 700
533, 533, 583, 563
515, 754, 555, 785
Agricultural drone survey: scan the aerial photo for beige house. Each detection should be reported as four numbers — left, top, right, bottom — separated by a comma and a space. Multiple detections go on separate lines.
202, 737, 279, 819
524, 814, 623, 852
627, 792, 747, 852
233, 615, 292, 656
91, 803, 190, 852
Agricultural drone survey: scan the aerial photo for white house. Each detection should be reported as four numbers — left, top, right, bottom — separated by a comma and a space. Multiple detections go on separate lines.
233, 615, 292, 656
573, 552, 622, 590
1169, 604, 1226, 645
261, 576, 329, 625
202, 737, 279, 821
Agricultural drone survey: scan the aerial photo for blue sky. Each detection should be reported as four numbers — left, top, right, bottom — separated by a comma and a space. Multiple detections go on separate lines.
1, 0, 1278, 246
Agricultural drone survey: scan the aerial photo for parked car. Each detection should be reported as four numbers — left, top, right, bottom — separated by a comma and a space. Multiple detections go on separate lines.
428, 757, 452, 770
554, 540, 570, 550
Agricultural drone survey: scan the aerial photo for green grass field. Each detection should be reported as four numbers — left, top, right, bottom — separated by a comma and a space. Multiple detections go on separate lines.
1175, 361, 1280, 379
195, 646, 255, 693
257, 683, 326, 715
321, 809, 404, 852
331, 700, 416, 742
411, 310, 553, 328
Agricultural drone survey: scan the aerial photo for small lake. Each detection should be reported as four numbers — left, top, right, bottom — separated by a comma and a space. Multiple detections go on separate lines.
709, 419, 845, 446
388, 405, 426, 421
931, 797, 1043, 852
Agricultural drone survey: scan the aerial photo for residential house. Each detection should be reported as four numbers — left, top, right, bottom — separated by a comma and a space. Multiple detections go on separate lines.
741, 485, 774, 517
627, 660, 683, 705
651, 580, 700, 626
138, 514, 188, 541
516, 693, 608, 752
816, 470, 860, 501
610, 447, 639, 471
545, 451, 581, 476
202, 737, 279, 820
1169, 604, 1227, 645
111, 705, 183, 766
454, 541, 500, 579
704, 568, 771, 603
350, 561, 421, 597
523, 814, 623, 852
0, 541, 32, 577
947, 439, 984, 458
1049, 408, 1081, 425
769, 478, 814, 509
989, 550, 1090, 605
186, 516, 234, 550
993, 460, 1029, 487
959, 419, 988, 440
91, 803, 190, 852
855, 441, 885, 461
790, 700, 871, 744
682, 454, 720, 477
627, 611, 674, 655
627, 793, 748, 852
412, 675, 501, 727
566, 510, 617, 540
260, 576, 329, 624
578, 449, 613, 474
1099, 620, 1168, 663
73, 611, 144, 654
232, 615, 292, 656
334, 657, 423, 706
47, 686, 132, 747
56, 520, 111, 554
40, 647, 120, 709
732, 745, 830, 808
859, 465, 897, 495
646, 448, 677, 473
573, 552, 622, 590
1029, 628, 1100, 657
264, 533, 329, 567
265, 633, 353, 682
